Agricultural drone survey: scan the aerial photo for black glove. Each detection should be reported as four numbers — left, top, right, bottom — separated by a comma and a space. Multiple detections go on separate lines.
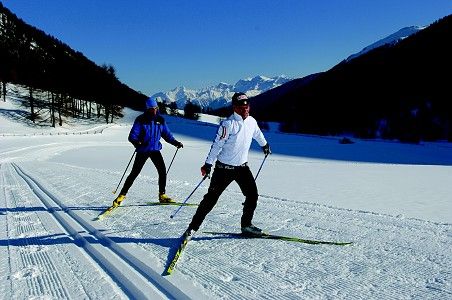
174, 140, 183, 148
201, 163, 212, 177
262, 143, 271, 155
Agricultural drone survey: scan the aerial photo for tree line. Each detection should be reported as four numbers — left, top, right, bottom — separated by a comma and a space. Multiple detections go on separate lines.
0, 2, 147, 126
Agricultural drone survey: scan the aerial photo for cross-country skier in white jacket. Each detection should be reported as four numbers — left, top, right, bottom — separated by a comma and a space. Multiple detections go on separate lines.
184, 92, 271, 238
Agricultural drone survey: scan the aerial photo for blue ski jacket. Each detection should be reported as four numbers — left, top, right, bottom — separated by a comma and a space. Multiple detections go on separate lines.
128, 112, 177, 152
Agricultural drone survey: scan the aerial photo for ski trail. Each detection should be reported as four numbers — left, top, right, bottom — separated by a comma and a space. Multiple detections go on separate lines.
4, 165, 72, 298
8, 162, 190, 300
1, 163, 91, 299
0, 163, 13, 298
0, 141, 117, 163
16, 161, 452, 299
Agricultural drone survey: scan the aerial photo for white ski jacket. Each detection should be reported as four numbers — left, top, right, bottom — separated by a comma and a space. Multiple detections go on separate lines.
205, 112, 267, 166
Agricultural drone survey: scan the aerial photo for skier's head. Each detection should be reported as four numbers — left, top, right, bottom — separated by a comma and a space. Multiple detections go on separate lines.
232, 92, 250, 119
145, 97, 158, 109
145, 97, 158, 116
232, 92, 249, 106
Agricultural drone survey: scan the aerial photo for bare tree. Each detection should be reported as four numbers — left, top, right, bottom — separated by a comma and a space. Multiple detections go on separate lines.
96, 103, 102, 119
57, 93, 63, 126
49, 91, 56, 127
87, 100, 92, 118
2, 81, 6, 101
28, 86, 35, 123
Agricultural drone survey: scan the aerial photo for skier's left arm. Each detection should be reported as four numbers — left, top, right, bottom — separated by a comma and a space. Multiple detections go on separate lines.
253, 122, 271, 155
161, 123, 183, 148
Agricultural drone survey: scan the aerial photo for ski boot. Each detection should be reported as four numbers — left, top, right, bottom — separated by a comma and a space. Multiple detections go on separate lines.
183, 228, 196, 241
241, 225, 263, 237
112, 194, 126, 207
159, 193, 176, 203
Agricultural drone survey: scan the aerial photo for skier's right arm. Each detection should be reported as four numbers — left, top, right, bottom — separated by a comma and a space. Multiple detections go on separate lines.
201, 122, 230, 176
128, 119, 144, 148
204, 122, 229, 165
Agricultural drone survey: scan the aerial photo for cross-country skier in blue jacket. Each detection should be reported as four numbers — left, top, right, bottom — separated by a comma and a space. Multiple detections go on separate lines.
112, 97, 183, 207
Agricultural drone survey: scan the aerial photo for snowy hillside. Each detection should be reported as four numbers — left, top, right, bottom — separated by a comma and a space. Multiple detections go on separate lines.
151, 75, 291, 110
346, 25, 425, 61
1, 95, 451, 299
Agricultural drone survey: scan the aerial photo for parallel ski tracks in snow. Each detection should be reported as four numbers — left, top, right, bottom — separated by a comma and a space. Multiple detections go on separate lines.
5, 161, 452, 299
7, 163, 190, 300
1, 163, 77, 298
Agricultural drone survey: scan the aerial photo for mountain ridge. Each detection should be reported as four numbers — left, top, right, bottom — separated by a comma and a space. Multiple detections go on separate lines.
249, 14, 452, 142
346, 25, 425, 61
151, 75, 291, 110
151, 25, 423, 112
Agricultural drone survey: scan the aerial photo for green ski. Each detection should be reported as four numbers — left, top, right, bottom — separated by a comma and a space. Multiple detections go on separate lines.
203, 231, 352, 246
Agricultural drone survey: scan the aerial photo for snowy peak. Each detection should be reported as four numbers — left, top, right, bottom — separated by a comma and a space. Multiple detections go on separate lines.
346, 25, 425, 61
234, 75, 288, 93
216, 82, 230, 89
151, 75, 291, 110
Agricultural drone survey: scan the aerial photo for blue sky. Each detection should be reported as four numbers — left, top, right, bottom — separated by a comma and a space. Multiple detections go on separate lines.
2, 1, 452, 96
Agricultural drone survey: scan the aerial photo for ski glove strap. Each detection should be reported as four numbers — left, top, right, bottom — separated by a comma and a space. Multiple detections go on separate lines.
201, 163, 212, 177
173, 140, 184, 148
262, 143, 271, 155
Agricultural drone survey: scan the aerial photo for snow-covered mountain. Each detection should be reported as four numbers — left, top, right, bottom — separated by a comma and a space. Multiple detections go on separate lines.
346, 25, 425, 61
151, 75, 291, 110
151, 26, 424, 111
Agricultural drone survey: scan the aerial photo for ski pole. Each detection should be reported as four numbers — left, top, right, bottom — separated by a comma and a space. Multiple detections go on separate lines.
170, 175, 208, 219
254, 153, 269, 181
166, 148, 179, 175
113, 150, 136, 194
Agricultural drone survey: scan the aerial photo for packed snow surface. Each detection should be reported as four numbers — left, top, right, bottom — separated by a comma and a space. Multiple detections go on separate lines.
1, 100, 451, 299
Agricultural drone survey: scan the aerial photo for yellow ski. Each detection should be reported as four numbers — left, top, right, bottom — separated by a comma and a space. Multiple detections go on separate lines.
95, 205, 118, 221
163, 232, 192, 275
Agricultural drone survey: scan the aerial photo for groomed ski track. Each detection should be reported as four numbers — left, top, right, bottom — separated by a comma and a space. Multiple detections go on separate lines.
1, 117, 451, 299
2, 160, 451, 299
2, 162, 190, 299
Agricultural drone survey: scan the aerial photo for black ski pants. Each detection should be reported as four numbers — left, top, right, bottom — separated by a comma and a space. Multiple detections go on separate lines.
189, 162, 258, 231
120, 151, 166, 195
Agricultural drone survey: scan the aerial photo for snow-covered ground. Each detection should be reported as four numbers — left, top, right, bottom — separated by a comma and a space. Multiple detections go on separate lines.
1, 97, 451, 299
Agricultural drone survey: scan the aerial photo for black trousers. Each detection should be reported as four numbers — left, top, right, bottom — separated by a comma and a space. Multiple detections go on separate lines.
189, 164, 258, 231
120, 151, 167, 195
